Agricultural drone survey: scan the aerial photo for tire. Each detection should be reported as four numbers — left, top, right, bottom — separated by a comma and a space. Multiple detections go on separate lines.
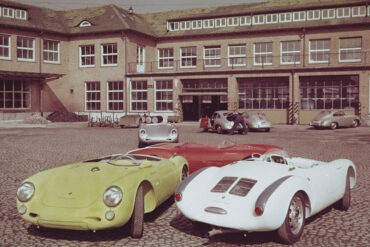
216, 125, 223, 134
330, 122, 338, 130
152, 116, 158, 123
138, 142, 146, 148
351, 120, 359, 128
265, 128, 270, 132
130, 185, 144, 238
337, 172, 351, 211
203, 128, 208, 132
181, 166, 188, 181
277, 192, 306, 244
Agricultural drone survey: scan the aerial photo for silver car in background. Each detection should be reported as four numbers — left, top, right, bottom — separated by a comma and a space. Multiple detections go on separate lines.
309, 110, 360, 130
242, 111, 272, 132
138, 123, 179, 147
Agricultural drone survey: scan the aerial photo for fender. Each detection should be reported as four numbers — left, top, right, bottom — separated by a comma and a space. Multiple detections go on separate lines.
176, 167, 210, 194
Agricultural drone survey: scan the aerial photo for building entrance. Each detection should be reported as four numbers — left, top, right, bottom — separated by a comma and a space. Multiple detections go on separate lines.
181, 95, 227, 121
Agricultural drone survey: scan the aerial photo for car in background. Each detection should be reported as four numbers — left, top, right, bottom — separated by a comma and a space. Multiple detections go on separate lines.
119, 114, 164, 128
138, 123, 179, 148
200, 110, 244, 134
16, 153, 189, 238
129, 141, 281, 174
174, 149, 356, 244
242, 111, 272, 132
309, 110, 360, 130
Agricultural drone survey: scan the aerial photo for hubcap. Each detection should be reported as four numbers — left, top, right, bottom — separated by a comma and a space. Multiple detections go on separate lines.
288, 196, 304, 235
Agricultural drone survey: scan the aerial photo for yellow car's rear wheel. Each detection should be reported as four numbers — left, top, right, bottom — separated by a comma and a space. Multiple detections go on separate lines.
130, 185, 144, 238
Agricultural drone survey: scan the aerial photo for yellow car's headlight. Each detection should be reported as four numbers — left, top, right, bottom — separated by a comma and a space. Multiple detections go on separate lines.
17, 182, 35, 202
103, 186, 122, 207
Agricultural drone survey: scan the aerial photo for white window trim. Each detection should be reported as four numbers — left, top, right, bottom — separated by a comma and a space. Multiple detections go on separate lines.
293, 11, 306, 22
15, 9, 27, 20
3, 7, 14, 18
227, 17, 239, 26
352, 6, 366, 17
43, 40, 60, 64
101, 43, 118, 67
180, 47, 197, 68
203, 19, 214, 29
307, 10, 320, 20
322, 9, 335, 19
253, 15, 265, 25
158, 48, 174, 69
337, 7, 351, 18
85, 82, 101, 111
0, 35, 11, 60
228, 44, 246, 67
203, 46, 221, 68
130, 81, 148, 112
192, 20, 202, 29
155, 80, 173, 112
0, 7, 2, 17
215, 18, 226, 27
368, 6, 370, 16
253, 43, 273, 66
17, 37, 35, 62
240, 16, 251, 26
266, 14, 278, 24
106, 81, 124, 111
339, 38, 362, 63
79, 45, 95, 68
280, 41, 301, 65
180, 21, 191, 30
279, 12, 292, 23
309, 39, 330, 64
79, 20, 92, 27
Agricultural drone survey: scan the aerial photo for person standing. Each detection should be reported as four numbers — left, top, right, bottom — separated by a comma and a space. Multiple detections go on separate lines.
229, 112, 248, 135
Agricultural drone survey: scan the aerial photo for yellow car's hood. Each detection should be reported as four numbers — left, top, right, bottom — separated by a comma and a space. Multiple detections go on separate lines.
31, 161, 137, 208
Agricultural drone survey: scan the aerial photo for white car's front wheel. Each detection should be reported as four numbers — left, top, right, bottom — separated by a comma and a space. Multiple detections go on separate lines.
277, 192, 306, 244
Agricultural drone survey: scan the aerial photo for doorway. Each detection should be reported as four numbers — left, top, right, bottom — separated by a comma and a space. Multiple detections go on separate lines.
182, 95, 227, 121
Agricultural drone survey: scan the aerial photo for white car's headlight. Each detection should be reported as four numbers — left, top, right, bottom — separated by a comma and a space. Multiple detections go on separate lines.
225, 122, 233, 129
139, 129, 147, 138
170, 129, 178, 138
17, 182, 35, 202
103, 186, 123, 207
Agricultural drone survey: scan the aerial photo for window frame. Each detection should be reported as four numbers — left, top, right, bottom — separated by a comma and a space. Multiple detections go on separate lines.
227, 16, 239, 26
158, 48, 174, 69
309, 39, 330, 64
155, 80, 173, 112
79, 44, 95, 67
279, 12, 292, 23
253, 15, 265, 25
15, 9, 27, 20
3, 7, 14, 18
101, 43, 118, 67
352, 6, 366, 17
307, 9, 320, 20
107, 81, 124, 111
339, 37, 362, 63
266, 13, 278, 24
43, 40, 60, 64
215, 18, 226, 27
203, 46, 221, 67
228, 44, 247, 67
280, 40, 301, 65
16, 36, 35, 62
254, 42, 273, 66
0, 79, 31, 109
130, 80, 148, 112
337, 7, 351, 18
293, 11, 306, 22
192, 20, 202, 29
0, 34, 11, 60
322, 8, 335, 19
180, 21, 191, 30
240, 16, 251, 26
180, 46, 197, 68
85, 81, 101, 111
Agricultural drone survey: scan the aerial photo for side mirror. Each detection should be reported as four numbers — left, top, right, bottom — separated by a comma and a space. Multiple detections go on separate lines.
140, 160, 152, 169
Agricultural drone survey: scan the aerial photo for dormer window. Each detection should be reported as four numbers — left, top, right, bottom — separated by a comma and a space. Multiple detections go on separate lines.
79, 20, 92, 27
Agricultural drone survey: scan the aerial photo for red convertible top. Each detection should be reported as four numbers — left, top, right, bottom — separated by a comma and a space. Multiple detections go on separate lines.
129, 141, 281, 173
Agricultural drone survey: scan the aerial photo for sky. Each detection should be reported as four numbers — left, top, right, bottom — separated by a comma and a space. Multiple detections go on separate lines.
10, 0, 266, 13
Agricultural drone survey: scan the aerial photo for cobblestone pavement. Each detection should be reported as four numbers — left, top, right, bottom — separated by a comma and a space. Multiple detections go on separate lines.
0, 122, 369, 247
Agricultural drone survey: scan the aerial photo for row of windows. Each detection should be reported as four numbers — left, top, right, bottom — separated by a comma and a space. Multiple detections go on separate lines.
0, 79, 30, 109
158, 37, 362, 69
0, 6, 27, 20
85, 80, 174, 112
167, 5, 369, 31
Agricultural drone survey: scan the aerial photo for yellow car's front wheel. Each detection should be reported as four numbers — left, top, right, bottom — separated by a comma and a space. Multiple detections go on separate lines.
130, 185, 144, 238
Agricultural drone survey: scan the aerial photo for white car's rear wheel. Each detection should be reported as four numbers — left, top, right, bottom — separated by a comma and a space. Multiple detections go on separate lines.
330, 122, 338, 130
351, 119, 359, 128
130, 185, 144, 238
277, 192, 305, 244
216, 125, 223, 134
337, 172, 351, 211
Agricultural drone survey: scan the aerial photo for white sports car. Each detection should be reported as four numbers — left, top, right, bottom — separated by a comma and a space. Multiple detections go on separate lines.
174, 149, 356, 244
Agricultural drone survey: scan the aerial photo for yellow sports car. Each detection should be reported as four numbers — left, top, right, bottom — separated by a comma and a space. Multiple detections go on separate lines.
16, 154, 188, 238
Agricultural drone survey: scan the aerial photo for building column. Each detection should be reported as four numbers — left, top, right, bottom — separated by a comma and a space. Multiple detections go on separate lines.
228, 75, 238, 111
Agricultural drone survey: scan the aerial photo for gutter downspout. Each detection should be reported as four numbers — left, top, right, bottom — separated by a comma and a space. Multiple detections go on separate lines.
39, 31, 44, 116
122, 31, 128, 116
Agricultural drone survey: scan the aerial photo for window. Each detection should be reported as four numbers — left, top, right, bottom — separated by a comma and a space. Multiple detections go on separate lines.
339, 37, 362, 62
300, 76, 359, 110
203, 19, 214, 28
107, 81, 124, 111
180, 47, 197, 68
240, 16, 251, 26
322, 9, 335, 19
85, 81, 101, 111
79, 20, 92, 27
192, 20, 202, 29
254, 42, 272, 65
15, 9, 27, 20
215, 18, 226, 27
227, 17, 239, 26
17, 37, 34, 61
228, 44, 246, 66
0, 35, 11, 60
337, 7, 350, 18
3, 7, 14, 18
309, 39, 330, 63
0, 79, 30, 109
131, 80, 147, 111
279, 13, 292, 23
293, 11, 306, 21
238, 78, 289, 109
79, 45, 95, 67
204, 46, 221, 67
281, 40, 300, 64
180, 21, 191, 30
101, 43, 117, 66
253, 15, 265, 25
155, 80, 173, 111
352, 6, 366, 17
266, 14, 278, 24
168, 22, 179, 31
307, 10, 320, 20
43, 40, 59, 63
158, 48, 174, 69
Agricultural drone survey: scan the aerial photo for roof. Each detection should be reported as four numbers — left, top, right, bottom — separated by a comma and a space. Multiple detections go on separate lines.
0, 0, 368, 38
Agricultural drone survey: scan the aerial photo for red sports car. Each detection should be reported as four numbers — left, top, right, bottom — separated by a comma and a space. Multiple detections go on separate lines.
128, 140, 281, 174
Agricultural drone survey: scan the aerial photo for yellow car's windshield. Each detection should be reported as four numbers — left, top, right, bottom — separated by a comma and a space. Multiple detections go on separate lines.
86, 154, 160, 166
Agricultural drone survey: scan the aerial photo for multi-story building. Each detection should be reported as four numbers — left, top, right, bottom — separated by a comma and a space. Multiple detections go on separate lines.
1, 0, 369, 125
